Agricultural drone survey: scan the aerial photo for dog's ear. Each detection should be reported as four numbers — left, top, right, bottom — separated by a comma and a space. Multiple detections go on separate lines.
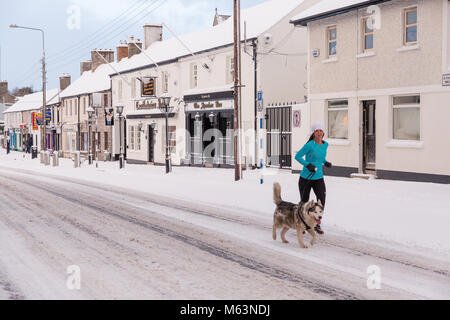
308, 200, 316, 210
317, 199, 323, 207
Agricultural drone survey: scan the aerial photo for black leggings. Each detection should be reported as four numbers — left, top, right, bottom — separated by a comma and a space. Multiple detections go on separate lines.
299, 177, 326, 208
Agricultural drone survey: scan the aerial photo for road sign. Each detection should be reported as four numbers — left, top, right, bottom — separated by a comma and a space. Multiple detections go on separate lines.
443, 74, 450, 86
293, 110, 301, 128
257, 91, 263, 112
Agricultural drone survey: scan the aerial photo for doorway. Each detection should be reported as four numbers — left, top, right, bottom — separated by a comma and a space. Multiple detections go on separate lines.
148, 125, 154, 163
362, 101, 376, 172
266, 107, 292, 168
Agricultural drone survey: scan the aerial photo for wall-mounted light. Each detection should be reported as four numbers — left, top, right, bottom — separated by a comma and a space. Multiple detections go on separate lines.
137, 121, 144, 133
209, 112, 216, 123
194, 112, 201, 121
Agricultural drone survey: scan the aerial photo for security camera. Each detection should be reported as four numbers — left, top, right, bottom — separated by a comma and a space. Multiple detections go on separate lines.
263, 33, 273, 45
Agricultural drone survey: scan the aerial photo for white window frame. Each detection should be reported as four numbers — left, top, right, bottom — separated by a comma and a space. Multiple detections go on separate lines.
403, 6, 418, 46
168, 126, 176, 154
227, 56, 235, 84
362, 17, 374, 52
191, 63, 198, 89
136, 129, 141, 151
327, 99, 349, 140
327, 26, 337, 57
129, 125, 135, 150
131, 77, 136, 99
118, 80, 123, 102
392, 95, 421, 141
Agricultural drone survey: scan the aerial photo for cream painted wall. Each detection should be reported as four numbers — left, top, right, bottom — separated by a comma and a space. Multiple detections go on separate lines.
304, 0, 450, 178
446, 0, 450, 70
111, 60, 184, 165
309, 0, 443, 95
376, 91, 450, 175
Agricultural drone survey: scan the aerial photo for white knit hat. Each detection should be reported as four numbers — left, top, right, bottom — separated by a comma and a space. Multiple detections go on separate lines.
311, 122, 325, 134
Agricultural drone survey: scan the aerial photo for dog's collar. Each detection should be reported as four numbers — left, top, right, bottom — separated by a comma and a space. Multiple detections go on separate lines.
298, 202, 312, 231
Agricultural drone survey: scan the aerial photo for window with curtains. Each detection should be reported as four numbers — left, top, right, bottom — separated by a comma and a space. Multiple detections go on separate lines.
328, 100, 348, 139
393, 95, 420, 140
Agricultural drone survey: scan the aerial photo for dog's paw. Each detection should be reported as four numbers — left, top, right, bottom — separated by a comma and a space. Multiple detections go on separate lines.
310, 241, 315, 247
282, 240, 289, 244
301, 244, 308, 249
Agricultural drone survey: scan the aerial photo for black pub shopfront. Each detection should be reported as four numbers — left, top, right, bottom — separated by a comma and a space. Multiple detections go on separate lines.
184, 89, 234, 167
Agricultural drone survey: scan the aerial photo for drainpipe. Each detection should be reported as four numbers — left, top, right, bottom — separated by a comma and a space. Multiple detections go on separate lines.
77, 96, 81, 151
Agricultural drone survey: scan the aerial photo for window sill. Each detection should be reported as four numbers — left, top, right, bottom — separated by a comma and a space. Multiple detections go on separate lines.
385, 140, 424, 149
397, 44, 420, 52
356, 51, 375, 59
327, 138, 351, 146
322, 57, 338, 64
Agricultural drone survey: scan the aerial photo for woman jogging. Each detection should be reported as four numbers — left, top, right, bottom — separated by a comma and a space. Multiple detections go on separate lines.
295, 123, 332, 234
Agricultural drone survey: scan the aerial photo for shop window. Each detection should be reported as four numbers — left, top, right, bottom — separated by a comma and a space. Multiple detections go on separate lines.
327, 100, 348, 139
393, 95, 420, 140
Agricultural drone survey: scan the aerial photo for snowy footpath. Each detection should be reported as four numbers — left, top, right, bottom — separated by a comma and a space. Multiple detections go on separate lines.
0, 149, 449, 299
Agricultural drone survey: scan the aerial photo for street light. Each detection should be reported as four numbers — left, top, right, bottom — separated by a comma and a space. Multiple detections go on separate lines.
158, 96, 173, 174
116, 105, 124, 169
87, 106, 94, 165
10, 24, 47, 154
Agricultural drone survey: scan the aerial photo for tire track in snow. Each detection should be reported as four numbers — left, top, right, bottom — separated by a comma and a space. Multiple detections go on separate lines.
43, 172, 449, 279
4, 172, 362, 300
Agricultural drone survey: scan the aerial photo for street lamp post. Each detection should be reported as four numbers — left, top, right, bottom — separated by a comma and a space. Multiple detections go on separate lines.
158, 96, 173, 174
87, 106, 94, 165
117, 105, 124, 169
10, 24, 46, 154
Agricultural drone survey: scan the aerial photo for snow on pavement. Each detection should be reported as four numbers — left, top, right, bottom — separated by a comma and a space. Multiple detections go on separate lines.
1, 149, 449, 259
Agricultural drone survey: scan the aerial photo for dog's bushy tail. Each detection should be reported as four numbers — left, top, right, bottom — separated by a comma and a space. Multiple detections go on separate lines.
273, 182, 283, 205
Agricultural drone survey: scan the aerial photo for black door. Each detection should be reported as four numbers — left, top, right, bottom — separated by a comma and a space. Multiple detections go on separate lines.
363, 101, 376, 171
266, 107, 292, 168
148, 125, 154, 163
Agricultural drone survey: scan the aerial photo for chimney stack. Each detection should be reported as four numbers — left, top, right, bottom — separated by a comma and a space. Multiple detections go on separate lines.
0, 81, 7, 96
91, 49, 114, 72
117, 41, 129, 62
80, 61, 92, 75
143, 24, 163, 50
59, 74, 71, 91
128, 36, 142, 59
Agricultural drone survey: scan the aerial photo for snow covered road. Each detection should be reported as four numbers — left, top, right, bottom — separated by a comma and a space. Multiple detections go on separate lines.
0, 167, 449, 299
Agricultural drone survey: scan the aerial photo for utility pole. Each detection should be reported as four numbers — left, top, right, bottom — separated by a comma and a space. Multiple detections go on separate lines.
42, 44, 47, 152
233, 0, 242, 181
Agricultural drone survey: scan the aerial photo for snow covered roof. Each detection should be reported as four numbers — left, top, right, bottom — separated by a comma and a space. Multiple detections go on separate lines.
290, 0, 391, 26
112, 0, 305, 75
60, 62, 119, 99
3, 88, 60, 114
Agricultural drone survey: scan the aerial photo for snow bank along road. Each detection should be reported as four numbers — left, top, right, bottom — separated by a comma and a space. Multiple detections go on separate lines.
0, 168, 449, 300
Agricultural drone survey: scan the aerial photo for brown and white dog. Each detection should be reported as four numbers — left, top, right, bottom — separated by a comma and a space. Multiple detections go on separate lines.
272, 182, 324, 248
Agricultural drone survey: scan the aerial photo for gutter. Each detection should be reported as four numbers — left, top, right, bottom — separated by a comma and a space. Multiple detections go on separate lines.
290, 0, 392, 26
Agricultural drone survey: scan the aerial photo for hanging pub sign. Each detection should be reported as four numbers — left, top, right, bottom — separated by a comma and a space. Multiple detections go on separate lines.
35, 112, 43, 126
32, 112, 38, 130
142, 77, 156, 97
105, 109, 114, 126
45, 108, 52, 122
